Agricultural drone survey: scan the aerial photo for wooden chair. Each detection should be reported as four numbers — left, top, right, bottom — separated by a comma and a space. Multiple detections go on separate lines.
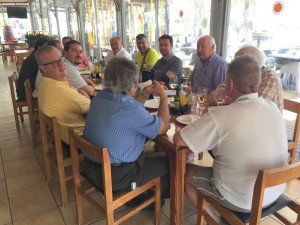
284, 99, 300, 164
39, 110, 82, 206
69, 129, 161, 225
197, 162, 300, 225
8, 72, 28, 130
16, 51, 31, 73
24, 79, 39, 146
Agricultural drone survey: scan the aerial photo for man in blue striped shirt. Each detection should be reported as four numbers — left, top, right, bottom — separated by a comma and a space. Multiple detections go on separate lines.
189, 35, 227, 93
83, 57, 170, 208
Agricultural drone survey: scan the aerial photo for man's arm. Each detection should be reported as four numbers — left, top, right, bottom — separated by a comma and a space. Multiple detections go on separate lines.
146, 81, 170, 134
79, 85, 95, 97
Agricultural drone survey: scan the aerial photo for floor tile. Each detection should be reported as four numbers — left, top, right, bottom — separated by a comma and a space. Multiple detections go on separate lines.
50, 179, 76, 206
285, 179, 300, 199
0, 198, 11, 225
0, 180, 7, 200
9, 187, 57, 221
59, 192, 105, 225
0, 136, 30, 151
0, 165, 4, 180
13, 207, 65, 225
2, 144, 35, 165
6, 171, 48, 196
3, 156, 41, 179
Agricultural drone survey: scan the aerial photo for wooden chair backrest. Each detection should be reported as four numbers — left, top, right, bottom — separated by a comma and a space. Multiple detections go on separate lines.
283, 99, 300, 164
249, 162, 300, 224
69, 129, 161, 225
8, 72, 18, 103
8, 72, 28, 130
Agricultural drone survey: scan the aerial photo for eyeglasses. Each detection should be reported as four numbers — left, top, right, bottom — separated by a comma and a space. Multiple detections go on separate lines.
40, 56, 65, 67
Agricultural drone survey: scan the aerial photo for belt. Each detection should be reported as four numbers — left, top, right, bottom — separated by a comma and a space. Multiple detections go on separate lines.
84, 157, 126, 167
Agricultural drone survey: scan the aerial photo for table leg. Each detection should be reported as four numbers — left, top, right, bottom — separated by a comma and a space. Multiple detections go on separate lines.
169, 148, 187, 225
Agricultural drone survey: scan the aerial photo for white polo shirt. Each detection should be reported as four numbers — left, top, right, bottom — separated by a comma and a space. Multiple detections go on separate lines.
65, 58, 87, 90
180, 93, 288, 210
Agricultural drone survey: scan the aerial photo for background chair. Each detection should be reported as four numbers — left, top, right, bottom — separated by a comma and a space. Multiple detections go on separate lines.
284, 99, 300, 164
39, 111, 81, 206
24, 79, 39, 146
8, 72, 28, 130
69, 129, 161, 225
197, 162, 300, 225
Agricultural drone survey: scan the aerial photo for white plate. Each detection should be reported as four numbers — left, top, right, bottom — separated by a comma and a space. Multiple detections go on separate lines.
176, 115, 200, 125
144, 99, 159, 109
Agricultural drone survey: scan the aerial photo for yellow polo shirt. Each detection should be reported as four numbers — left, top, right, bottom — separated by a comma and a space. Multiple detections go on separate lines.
38, 76, 90, 144
134, 48, 160, 72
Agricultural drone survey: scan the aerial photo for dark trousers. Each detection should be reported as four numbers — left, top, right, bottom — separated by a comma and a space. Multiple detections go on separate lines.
84, 152, 170, 199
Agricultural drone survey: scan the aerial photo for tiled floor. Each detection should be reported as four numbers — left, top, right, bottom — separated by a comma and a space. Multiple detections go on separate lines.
0, 58, 300, 225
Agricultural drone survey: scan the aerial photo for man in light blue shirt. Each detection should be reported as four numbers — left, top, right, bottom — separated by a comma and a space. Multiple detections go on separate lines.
83, 57, 170, 207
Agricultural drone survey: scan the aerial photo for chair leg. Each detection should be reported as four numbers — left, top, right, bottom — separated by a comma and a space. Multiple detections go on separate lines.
13, 106, 20, 130
197, 192, 207, 225
75, 183, 85, 225
29, 120, 37, 146
154, 179, 161, 225
19, 106, 24, 121
57, 166, 68, 206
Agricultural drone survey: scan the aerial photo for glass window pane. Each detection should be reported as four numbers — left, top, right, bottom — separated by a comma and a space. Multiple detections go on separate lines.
159, 0, 211, 66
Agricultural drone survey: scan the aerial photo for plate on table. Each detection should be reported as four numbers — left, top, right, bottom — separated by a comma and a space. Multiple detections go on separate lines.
176, 115, 200, 125
144, 99, 159, 109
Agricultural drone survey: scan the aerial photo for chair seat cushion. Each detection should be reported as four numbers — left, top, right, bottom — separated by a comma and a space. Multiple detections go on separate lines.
233, 194, 292, 223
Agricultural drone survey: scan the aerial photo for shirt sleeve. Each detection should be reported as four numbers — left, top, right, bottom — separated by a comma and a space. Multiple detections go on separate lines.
131, 107, 161, 140
180, 112, 219, 154
66, 65, 87, 89
213, 61, 227, 89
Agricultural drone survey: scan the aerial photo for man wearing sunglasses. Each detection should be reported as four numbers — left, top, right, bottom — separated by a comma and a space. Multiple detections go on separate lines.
36, 45, 90, 146
64, 40, 95, 97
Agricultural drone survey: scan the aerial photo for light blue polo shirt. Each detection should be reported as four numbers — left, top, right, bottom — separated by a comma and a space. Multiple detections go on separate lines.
83, 89, 161, 163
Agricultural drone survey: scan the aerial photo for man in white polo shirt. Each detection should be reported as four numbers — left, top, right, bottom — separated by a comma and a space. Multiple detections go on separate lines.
174, 55, 288, 213
64, 40, 95, 97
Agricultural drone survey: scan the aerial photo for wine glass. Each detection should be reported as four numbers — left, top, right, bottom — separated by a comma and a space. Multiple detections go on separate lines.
214, 89, 226, 106
169, 76, 178, 90
197, 87, 208, 110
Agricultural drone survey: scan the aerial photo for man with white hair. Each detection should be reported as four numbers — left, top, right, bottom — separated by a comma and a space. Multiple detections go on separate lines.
235, 45, 283, 112
189, 35, 227, 93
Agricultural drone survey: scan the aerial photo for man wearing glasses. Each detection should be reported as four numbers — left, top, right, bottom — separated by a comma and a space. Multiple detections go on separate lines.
64, 40, 95, 97
36, 45, 90, 146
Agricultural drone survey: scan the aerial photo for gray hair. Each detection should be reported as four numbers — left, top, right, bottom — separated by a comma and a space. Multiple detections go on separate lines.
103, 57, 139, 94
227, 55, 261, 94
35, 45, 59, 65
234, 45, 266, 67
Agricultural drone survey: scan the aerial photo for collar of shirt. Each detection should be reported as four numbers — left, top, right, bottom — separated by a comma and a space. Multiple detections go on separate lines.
235, 93, 258, 102
65, 57, 79, 70
162, 53, 174, 62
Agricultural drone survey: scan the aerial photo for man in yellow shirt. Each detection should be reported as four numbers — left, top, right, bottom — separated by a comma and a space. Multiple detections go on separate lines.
134, 34, 160, 72
36, 45, 90, 145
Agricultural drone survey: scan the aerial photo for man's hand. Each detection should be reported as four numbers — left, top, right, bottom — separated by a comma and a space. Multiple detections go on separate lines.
166, 71, 176, 79
84, 78, 96, 88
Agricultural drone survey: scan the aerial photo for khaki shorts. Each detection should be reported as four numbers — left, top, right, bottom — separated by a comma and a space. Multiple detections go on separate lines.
192, 166, 250, 213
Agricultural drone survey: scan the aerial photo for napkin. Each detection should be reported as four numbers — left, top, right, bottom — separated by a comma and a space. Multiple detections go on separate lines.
138, 79, 152, 90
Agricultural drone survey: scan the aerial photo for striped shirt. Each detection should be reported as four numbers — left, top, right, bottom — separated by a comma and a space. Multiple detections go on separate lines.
189, 53, 227, 93
83, 89, 161, 163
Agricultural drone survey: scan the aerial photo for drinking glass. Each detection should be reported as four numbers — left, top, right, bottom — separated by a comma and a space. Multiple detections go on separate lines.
197, 87, 208, 110
169, 76, 178, 90
214, 89, 226, 106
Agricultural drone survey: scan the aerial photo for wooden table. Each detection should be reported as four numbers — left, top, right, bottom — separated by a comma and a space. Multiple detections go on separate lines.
1, 42, 28, 62
154, 116, 189, 225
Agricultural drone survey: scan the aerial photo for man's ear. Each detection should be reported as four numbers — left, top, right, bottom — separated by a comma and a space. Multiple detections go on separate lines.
229, 78, 234, 92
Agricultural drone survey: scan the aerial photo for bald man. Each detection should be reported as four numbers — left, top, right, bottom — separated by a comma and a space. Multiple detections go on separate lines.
188, 35, 227, 93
